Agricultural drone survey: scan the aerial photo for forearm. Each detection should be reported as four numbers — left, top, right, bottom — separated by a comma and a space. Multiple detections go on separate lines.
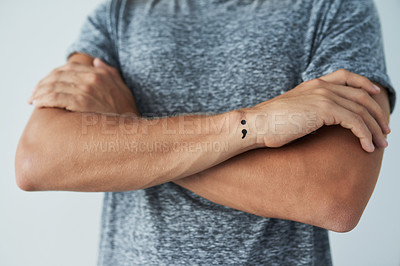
15, 107, 256, 191
175, 126, 383, 231
175, 89, 390, 232
18, 55, 389, 231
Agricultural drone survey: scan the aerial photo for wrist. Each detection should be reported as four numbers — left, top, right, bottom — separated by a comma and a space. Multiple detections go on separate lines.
229, 109, 261, 151
239, 107, 269, 148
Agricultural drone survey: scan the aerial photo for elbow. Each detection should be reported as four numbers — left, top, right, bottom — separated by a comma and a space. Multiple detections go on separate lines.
322, 203, 362, 233
320, 173, 372, 233
15, 108, 76, 191
15, 145, 37, 191
15, 135, 48, 192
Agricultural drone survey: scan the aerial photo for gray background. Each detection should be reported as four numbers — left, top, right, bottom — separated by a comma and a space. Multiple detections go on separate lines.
0, 0, 398, 265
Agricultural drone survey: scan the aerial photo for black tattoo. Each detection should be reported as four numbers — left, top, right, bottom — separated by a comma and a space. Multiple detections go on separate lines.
241, 129, 247, 139
240, 120, 247, 139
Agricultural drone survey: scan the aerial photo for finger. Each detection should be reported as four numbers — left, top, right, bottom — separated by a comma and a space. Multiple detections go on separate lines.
325, 83, 390, 134
319, 69, 380, 95
36, 70, 83, 93
324, 104, 375, 152
30, 82, 56, 104
33, 68, 101, 100
328, 92, 388, 148
36, 61, 99, 89
32, 81, 80, 102
32, 64, 89, 93
32, 92, 81, 111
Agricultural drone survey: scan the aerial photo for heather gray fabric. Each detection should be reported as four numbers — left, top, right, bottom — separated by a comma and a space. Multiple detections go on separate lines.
67, 0, 395, 265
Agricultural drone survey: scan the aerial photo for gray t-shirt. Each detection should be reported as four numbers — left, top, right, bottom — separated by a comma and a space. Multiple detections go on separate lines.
67, 0, 395, 264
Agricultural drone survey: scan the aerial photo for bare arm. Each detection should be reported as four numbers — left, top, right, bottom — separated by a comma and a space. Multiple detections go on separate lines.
15, 106, 254, 192
16, 54, 390, 232
175, 87, 390, 232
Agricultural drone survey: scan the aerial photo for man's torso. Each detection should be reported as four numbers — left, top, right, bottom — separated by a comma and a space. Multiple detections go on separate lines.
98, 0, 332, 264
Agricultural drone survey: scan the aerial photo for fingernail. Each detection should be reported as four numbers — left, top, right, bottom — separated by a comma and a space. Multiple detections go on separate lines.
32, 99, 37, 106
379, 138, 388, 148
387, 125, 391, 134
369, 143, 375, 152
373, 84, 381, 92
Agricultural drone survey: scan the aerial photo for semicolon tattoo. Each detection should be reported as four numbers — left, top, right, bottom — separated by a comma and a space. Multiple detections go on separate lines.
240, 120, 247, 139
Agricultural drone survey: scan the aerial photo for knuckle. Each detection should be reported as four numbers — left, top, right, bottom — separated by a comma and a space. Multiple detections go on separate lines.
52, 69, 64, 79
353, 113, 364, 125
318, 97, 333, 110
314, 87, 330, 97
52, 66, 63, 73
82, 84, 94, 93
356, 105, 367, 116
337, 68, 348, 75
302, 79, 313, 86
309, 78, 326, 88
87, 72, 102, 84
64, 62, 78, 70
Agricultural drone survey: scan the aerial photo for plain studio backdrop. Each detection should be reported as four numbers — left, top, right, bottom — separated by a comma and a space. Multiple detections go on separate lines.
0, 0, 399, 265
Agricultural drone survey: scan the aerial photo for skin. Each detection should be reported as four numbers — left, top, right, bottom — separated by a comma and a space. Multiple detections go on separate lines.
16, 53, 391, 232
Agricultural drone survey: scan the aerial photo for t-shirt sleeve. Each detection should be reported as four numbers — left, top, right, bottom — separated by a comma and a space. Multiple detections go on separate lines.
301, 0, 396, 113
65, 0, 120, 69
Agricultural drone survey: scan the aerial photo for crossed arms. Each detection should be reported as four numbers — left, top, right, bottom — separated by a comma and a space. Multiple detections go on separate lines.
15, 53, 391, 232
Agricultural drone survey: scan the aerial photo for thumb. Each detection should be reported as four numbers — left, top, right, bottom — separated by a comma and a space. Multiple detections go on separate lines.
93, 58, 119, 78
93, 58, 109, 69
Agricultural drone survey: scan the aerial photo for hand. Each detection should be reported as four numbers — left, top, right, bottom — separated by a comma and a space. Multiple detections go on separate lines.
29, 58, 139, 115
248, 69, 390, 152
